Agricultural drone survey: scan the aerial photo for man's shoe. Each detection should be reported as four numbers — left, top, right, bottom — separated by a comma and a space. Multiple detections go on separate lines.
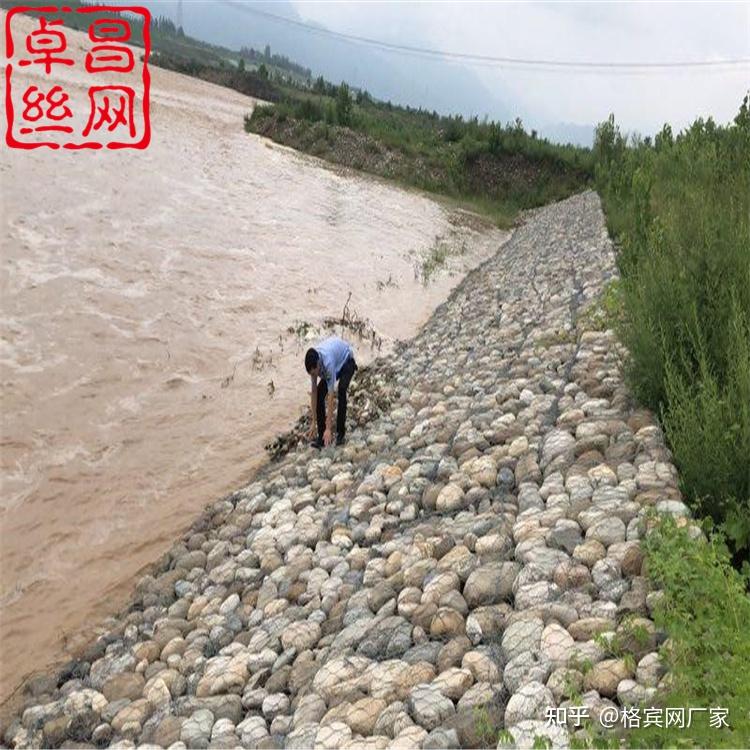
336, 433, 346, 446
310, 437, 324, 449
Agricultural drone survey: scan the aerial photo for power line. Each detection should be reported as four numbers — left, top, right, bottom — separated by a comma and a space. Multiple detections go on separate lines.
220, 0, 750, 72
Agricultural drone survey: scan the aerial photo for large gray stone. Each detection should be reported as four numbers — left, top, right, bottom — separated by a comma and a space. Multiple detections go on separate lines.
501, 618, 544, 662
463, 562, 519, 607
406, 685, 455, 731
504, 681, 554, 725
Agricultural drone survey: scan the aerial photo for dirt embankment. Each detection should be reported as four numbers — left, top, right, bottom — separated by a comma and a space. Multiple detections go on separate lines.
248, 113, 589, 204
250, 115, 446, 187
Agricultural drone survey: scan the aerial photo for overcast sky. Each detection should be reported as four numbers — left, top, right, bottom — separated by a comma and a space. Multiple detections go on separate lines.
289, 1, 750, 134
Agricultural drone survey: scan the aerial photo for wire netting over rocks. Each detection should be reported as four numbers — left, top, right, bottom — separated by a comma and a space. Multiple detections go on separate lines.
4, 192, 694, 749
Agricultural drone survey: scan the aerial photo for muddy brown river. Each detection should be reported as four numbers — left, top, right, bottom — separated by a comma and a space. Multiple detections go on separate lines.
0, 13, 509, 706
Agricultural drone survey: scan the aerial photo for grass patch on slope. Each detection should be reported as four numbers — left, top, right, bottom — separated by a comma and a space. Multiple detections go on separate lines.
629, 517, 750, 748
595, 99, 750, 564
593, 97, 750, 749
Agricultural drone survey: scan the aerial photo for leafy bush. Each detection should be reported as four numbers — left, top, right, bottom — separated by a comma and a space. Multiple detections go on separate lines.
596, 97, 750, 560
335, 82, 353, 127
295, 98, 325, 123
663, 301, 750, 553
629, 517, 750, 748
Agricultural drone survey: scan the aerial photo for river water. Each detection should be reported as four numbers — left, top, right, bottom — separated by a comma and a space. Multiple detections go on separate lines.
0, 13, 509, 705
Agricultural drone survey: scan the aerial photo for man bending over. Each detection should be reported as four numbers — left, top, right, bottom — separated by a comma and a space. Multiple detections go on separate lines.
305, 336, 358, 447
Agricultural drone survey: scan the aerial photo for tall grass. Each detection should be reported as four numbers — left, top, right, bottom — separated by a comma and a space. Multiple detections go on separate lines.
596, 98, 750, 560
630, 517, 750, 748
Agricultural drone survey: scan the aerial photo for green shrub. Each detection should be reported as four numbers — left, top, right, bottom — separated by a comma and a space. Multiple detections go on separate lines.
458, 136, 487, 166
335, 82, 353, 127
295, 98, 324, 123
629, 517, 750, 748
596, 96, 750, 560
663, 299, 750, 552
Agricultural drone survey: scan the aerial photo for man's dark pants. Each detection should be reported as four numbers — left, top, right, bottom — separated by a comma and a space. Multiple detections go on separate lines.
317, 356, 357, 441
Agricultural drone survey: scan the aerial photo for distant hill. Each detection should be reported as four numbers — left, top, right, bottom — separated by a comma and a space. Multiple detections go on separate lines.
105, 0, 594, 145
133, 0, 513, 123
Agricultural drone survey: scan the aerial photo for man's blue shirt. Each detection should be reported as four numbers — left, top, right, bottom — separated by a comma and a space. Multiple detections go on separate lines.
316, 336, 353, 391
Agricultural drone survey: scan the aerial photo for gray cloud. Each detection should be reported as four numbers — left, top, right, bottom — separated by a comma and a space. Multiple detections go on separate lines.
291, 1, 750, 134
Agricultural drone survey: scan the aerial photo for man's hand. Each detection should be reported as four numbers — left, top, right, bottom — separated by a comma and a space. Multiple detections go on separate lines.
307, 423, 317, 440
323, 427, 333, 446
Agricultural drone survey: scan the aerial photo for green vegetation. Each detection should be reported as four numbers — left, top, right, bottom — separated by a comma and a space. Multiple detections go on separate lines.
238, 44, 311, 82
149, 51, 280, 102
576, 279, 625, 334
595, 98, 750, 563
245, 83, 593, 226
416, 237, 468, 284
593, 102, 750, 748
472, 704, 502, 747
6, 1, 593, 227
628, 516, 750, 748
9, 3, 750, 745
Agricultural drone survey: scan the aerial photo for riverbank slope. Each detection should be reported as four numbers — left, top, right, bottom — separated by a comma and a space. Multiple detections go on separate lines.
0, 10, 508, 710
3, 191, 690, 748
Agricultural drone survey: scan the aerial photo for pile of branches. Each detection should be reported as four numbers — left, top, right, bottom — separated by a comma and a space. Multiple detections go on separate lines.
323, 293, 383, 351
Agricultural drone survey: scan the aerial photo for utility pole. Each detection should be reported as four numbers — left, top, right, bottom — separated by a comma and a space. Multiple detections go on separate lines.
177, 0, 183, 31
